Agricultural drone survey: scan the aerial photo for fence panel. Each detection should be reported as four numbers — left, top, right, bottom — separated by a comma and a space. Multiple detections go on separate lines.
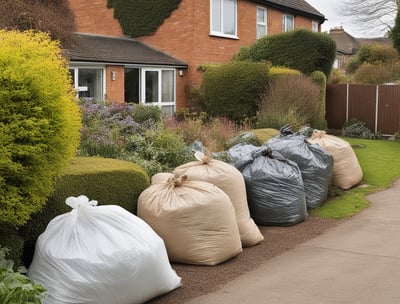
378, 85, 400, 134
326, 84, 347, 130
347, 84, 377, 132
326, 84, 400, 135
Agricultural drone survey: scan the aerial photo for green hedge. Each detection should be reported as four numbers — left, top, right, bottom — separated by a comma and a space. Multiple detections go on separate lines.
107, 0, 181, 37
202, 61, 270, 122
20, 157, 150, 266
234, 29, 336, 76
0, 30, 81, 227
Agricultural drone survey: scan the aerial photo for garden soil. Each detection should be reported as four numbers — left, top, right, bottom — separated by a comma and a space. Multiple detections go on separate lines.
146, 215, 342, 304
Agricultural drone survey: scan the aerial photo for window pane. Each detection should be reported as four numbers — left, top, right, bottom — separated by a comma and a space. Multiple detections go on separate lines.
145, 71, 159, 103
162, 105, 174, 117
312, 21, 318, 32
78, 69, 103, 100
211, 0, 221, 32
223, 0, 235, 35
287, 15, 294, 31
257, 25, 266, 39
125, 68, 140, 103
161, 70, 174, 102
257, 7, 265, 23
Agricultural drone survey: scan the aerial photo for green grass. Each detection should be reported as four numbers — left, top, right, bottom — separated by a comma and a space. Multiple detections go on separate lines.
311, 138, 400, 219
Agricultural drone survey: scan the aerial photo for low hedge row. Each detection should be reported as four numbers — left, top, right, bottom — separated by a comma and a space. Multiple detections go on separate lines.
1, 157, 150, 267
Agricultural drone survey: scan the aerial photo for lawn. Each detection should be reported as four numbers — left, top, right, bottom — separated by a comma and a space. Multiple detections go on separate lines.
311, 137, 400, 219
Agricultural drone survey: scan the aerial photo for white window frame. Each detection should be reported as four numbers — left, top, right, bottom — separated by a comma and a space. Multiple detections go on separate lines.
312, 20, 319, 32
256, 6, 267, 39
210, 0, 238, 39
69, 65, 106, 101
141, 68, 176, 115
282, 14, 294, 32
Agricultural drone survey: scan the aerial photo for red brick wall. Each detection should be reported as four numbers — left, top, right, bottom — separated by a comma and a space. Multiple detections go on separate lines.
68, 0, 321, 108
68, 0, 122, 36
106, 65, 124, 103
138, 0, 319, 93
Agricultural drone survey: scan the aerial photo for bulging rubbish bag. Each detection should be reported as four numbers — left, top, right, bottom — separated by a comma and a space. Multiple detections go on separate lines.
266, 126, 333, 209
173, 152, 264, 247
138, 174, 242, 266
28, 195, 181, 304
229, 145, 307, 226
308, 130, 363, 190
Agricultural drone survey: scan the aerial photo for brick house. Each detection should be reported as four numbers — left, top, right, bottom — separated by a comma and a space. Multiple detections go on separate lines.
67, 0, 325, 114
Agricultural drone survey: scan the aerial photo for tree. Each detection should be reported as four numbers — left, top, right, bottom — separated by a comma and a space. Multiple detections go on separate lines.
391, 7, 400, 53
0, 0, 76, 47
340, 0, 399, 36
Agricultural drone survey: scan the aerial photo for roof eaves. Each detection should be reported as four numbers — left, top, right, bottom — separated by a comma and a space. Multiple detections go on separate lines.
252, 0, 325, 22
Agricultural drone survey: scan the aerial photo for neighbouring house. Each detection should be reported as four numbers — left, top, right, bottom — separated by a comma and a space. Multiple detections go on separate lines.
67, 0, 325, 114
328, 26, 360, 70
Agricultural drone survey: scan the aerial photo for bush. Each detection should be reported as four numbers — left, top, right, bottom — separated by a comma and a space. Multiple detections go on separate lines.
256, 74, 321, 131
352, 62, 400, 84
164, 114, 246, 152
202, 61, 270, 122
269, 66, 301, 79
346, 43, 400, 75
234, 29, 336, 76
123, 129, 194, 175
20, 156, 150, 267
0, 30, 81, 227
131, 104, 162, 124
342, 119, 382, 139
79, 100, 162, 158
0, 246, 46, 304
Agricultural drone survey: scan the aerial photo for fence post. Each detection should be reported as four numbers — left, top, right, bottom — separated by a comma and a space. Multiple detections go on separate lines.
375, 85, 379, 133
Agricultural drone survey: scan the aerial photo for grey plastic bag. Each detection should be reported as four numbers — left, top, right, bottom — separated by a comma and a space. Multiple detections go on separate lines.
266, 127, 333, 209
229, 145, 308, 226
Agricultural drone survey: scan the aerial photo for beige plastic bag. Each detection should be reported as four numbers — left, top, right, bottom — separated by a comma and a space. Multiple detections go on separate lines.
138, 174, 242, 266
308, 130, 363, 190
173, 153, 264, 247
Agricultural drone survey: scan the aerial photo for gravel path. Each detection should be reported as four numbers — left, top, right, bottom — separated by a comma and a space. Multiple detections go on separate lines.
147, 215, 343, 304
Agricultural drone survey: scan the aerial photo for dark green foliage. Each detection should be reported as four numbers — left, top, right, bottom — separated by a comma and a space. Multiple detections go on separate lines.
107, 0, 181, 37
234, 29, 336, 76
0, 0, 76, 47
0, 226, 24, 268
391, 9, 400, 55
342, 119, 382, 139
132, 104, 162, 124
123, 129, 195, 176
202, 61, 270, 122
0, 31, 82, 227
0, 246, 46, 304
19, 156, 150, 267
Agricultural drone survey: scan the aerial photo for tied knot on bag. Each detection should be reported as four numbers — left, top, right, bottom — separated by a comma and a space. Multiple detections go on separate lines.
194, 151, 212, 164
167, 174, 188, 187
66, 195, 98, 209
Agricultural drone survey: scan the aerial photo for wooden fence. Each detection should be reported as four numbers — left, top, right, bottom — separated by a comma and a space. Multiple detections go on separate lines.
326, 84, 400, 135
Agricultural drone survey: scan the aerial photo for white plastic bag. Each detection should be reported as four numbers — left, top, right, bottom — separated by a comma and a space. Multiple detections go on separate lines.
28, 195, 181, 304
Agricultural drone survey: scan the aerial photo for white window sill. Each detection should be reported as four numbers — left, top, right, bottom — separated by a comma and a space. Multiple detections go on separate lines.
209, 32, 239, 40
